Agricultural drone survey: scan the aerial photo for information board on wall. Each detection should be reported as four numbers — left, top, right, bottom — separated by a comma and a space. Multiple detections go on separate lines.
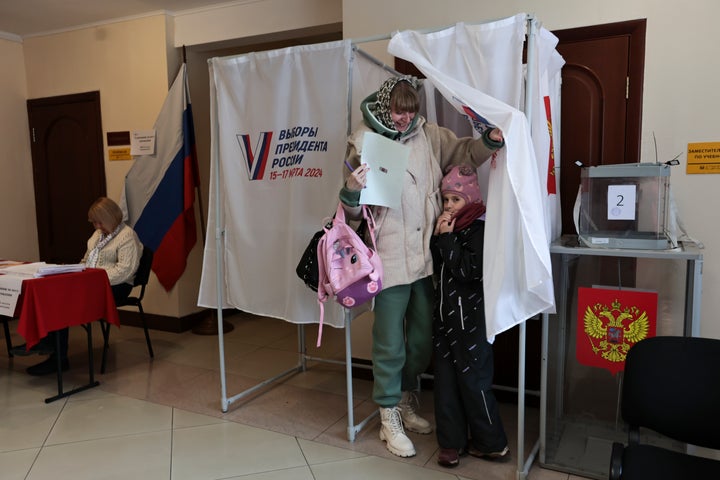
687, 142, 720, 174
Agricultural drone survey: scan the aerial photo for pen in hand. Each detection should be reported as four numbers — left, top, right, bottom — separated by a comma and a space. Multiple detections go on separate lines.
345, 161, 369, 191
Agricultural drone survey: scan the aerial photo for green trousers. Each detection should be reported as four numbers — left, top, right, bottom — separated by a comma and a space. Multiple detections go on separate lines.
371, 276, 434, 407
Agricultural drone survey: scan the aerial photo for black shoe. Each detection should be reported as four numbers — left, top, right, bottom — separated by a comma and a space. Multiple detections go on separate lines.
10, 340, 55, 356
437, 448, 461, 468
26, 356, 69, 376
467, 445, 510, 461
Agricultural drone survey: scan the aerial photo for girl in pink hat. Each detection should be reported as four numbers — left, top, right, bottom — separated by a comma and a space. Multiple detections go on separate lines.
431, 164, 508, 468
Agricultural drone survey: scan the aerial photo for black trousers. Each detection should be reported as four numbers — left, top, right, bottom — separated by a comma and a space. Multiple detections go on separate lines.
433, 343, 508, 452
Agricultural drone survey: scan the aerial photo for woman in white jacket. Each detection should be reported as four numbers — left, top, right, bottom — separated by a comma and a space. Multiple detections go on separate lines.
340, 76, 504, 457
82, 197, 142, 294
22, 197, 141, 376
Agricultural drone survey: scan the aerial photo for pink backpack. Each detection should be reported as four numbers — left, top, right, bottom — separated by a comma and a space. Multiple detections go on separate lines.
316, 202, 383, 346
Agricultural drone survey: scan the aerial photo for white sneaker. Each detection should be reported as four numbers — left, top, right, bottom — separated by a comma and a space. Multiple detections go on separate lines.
379, 406, 416, 457
398, 391, 432, 434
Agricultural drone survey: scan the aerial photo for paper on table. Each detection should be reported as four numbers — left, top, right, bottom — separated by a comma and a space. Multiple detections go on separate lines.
35, 264, 86, 277
0, 262, 47, 277
0, 260, 23, 267
0, 274, 23, 316
0, 262, 85, 277
359, 132, 410, 209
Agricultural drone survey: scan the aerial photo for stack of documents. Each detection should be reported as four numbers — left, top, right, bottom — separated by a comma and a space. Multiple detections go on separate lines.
35, 263, 86, 277
0, 262, 85, 277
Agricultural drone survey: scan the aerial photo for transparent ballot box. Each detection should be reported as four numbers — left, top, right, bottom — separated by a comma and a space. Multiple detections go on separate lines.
578, 163, 671, 249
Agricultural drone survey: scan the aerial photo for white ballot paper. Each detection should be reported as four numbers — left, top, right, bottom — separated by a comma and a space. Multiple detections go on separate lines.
359, 132, 410, 209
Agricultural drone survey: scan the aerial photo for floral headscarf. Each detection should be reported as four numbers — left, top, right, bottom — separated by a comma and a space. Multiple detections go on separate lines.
369, 75, 419, 130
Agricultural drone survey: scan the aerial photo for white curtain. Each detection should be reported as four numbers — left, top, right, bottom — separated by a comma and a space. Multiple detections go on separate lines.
198, 41, 352, 327
388, 15, 556, 340
526, 26, 565, 243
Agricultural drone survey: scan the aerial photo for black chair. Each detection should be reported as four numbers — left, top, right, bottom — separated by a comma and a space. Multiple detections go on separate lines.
609, 336, 720, 479
100, 245, 154, 374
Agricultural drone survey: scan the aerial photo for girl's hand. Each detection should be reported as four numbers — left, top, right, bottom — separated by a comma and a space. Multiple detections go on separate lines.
434, 212, 455, 235
346, 164, 369, 192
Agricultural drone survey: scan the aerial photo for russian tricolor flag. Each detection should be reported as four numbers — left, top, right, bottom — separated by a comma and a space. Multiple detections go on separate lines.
121, 63, 199, 291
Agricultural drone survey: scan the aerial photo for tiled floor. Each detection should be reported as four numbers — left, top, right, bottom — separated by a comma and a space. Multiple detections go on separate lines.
1, 311, 593, 480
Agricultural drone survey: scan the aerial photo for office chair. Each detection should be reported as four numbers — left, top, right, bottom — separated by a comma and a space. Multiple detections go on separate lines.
100, 245, 154, 374
609, 335, 720, 479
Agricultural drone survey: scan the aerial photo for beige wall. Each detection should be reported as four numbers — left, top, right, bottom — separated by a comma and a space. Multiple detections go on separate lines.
0, 39, 36, 261
173, 0, 342, 47
343, 0, 720, 341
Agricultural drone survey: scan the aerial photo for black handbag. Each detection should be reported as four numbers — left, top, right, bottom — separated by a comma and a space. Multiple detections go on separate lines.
295, 228, 326, 292
296, 217, 368, 292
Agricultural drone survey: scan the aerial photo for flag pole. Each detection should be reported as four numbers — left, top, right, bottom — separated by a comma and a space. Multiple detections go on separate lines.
191, 146, 232, 335
182, 45, 233, 335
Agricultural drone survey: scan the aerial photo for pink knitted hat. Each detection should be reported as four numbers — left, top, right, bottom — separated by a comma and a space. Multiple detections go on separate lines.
441, 165, 482, 204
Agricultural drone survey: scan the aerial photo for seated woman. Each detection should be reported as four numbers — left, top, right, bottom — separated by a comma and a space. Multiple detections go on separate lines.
23, 197, 142, 376
82, 197, 143, 305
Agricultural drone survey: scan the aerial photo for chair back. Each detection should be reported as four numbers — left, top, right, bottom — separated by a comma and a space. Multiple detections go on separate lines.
622, 335, 720, 449
134, 246, 153, 290
101, 243, 155, 373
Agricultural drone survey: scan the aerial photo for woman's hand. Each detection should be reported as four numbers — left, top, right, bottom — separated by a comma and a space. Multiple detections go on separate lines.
345, 164, 370, 192
434, 211, 455, 235
488, 128, 503, 143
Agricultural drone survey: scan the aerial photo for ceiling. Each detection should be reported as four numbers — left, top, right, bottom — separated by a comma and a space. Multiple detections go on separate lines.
0, 0, 230, 39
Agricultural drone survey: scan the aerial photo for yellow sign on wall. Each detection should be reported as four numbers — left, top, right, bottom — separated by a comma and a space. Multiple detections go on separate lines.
108, 147, 132, 161
687, 142, 720, 174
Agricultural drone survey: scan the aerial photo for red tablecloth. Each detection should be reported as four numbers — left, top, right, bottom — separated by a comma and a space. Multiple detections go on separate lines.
15, 268, 120, 349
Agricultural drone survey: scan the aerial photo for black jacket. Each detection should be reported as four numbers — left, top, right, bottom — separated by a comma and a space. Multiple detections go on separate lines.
431, 220, 493, 384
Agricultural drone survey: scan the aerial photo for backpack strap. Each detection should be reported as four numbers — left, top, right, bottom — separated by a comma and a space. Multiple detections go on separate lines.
317, 301, 326, 347
334, 201, 348, 224
316, 206, 343, 347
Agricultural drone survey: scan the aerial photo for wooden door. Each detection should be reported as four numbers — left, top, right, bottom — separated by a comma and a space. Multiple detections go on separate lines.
555, 20, 646, 286
27, 91, 106, 264
555, 19, 646, 236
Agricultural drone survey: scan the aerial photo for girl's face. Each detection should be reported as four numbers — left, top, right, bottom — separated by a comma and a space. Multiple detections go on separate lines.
442, 193, 467, 216
390, 107, 416, 132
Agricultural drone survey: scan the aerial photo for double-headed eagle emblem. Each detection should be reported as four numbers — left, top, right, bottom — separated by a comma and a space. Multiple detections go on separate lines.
583, 299, 650, 363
